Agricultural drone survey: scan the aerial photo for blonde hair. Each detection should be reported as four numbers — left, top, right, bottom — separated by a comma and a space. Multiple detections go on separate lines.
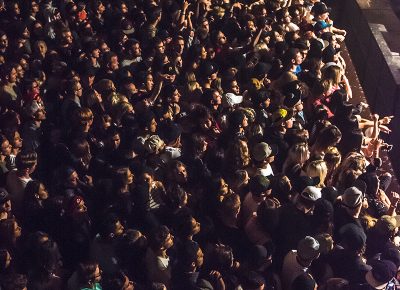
306, 159, 328, 187
324, 146, 341, 186
283, 142, 310, 173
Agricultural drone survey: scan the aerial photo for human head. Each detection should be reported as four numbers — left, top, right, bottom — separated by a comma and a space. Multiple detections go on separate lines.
77, 261, 102, 287
149, 225, 174, 251
306, 159, 328, 187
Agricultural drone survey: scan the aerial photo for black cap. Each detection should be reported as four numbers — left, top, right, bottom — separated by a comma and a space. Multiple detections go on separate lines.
311, 2, 331, 15
0, 188, 10, 204
199, 61, 218, 77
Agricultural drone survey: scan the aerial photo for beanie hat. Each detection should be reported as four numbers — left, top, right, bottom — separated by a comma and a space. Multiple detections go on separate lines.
297, 236, 320, 260
341, 186, 363, 209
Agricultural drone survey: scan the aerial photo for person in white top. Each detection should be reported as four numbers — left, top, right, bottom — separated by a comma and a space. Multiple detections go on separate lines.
6, 150, 37, 216
281, 236, 320, 290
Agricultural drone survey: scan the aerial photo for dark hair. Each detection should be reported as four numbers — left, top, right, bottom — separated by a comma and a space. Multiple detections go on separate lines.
77, 261, 99, 285
24, 180, 41, 204
149, 225, 171, 250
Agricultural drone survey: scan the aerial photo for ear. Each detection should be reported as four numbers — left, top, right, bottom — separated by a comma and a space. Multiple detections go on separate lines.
109, 233, 115, 239
35, 194, 40, 199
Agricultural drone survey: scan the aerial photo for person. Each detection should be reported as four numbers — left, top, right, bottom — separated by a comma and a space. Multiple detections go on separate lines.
281, 236, 320, 290
145, 225, 174, 288
0, 0, 397, 288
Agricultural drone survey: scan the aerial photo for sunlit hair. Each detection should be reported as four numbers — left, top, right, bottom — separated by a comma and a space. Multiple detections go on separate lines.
306, 159, 328, 188
283, 142, 310, 173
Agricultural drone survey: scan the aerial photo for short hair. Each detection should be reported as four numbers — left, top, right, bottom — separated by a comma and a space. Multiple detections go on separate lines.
16, 150, 37, 170
149, 225, 171, 250
77, 261, 99, 285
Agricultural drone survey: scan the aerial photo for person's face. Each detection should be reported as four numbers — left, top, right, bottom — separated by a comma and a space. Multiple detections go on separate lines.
201, 47, 207, 59
0, 34, 8, 49
14, 221, 22, 238
62, 31, 73, 45
114, 221, 125, 236
176, 39, 185, 54
93, 266, 102, 283
68, 171, 79, 188
230, 80, 240, 95
12, 3, 20, 15
132, 43, 141, 57
127, 169, 134, 185
263, 98, 271, 109
109, 55, 119, 71
171, 89, 181, 103
15, 65, 24, 80
164, 232, 174, 249
31, 1, 39, 13
75, 82, 83, 97
219, 178, 229, 196
120, 3, 128, 14
285, 117, 294, 129
191, 217, 201, 235
175, 165, 188, 183
156, 42, 165, 54
8, 68, 17, 83
247, 20, 256, 32
175, 56, 183, 69
91, 48, 100, 59
38, 183, 49, 200
100, 42, 110, 53
212, 91, 222, 105
110, 134, 121, 149
294, 52, 304, 65
146, 74, 154, 91
97, 2, 105, 14
149, 118, 157, 133
320, 12, 329, 20
217, 31, 227, 45
201, 20, 209, 33
142, 173, 154, 187
1, 140, 12, 156
242, 115, 249, 128
0, 199, 11, 213
294, 100, 304, 112
22, 27, 30, 39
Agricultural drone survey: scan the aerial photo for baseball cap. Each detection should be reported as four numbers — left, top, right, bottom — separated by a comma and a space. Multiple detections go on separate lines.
250, 175, 271, 195
252, 142, 278, 162
199, 61, 218, 77
311, 2, 331, 15
144, 135, 165, 154
365, 259, 397, 289
293, 176, 320, 193
374, 215, 400, 236
341, 186, 363, 209
301, 186, 322, 202
223, 93, 243, 107
121, 19, 135, 35
339, 223, 366, 251
297, 236, 320, 260
271, 108, 294, 125
0, 188, 10, 204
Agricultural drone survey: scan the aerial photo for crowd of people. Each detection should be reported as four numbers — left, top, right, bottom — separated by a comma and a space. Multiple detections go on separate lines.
0, 0, 399, 289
